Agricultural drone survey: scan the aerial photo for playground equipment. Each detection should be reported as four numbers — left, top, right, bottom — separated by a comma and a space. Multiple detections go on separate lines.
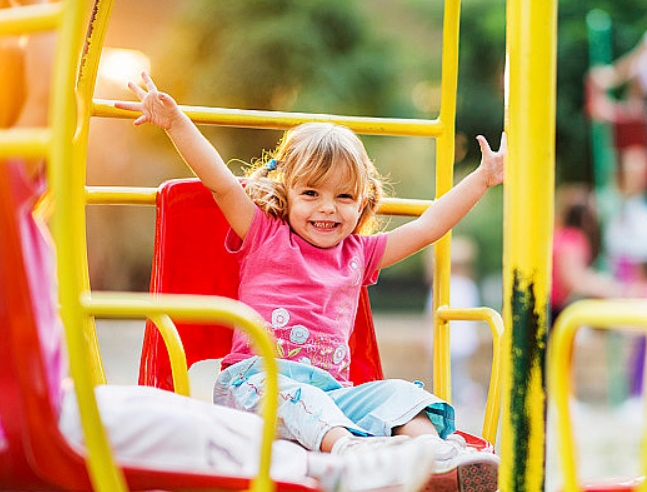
0, 2, 504, 491
8, 1, 645, 492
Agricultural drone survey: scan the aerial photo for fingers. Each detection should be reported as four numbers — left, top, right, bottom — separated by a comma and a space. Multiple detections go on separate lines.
114, 100, 141, 112
141, 71, 158, 93
476, 134, 492, 155
128, 80, 147, 100
133, 115, 148, 126
476, 132, 507, 155
124, 72, 157, 102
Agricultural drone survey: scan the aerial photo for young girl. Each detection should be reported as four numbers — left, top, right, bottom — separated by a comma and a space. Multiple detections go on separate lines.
117, 72, 506, 492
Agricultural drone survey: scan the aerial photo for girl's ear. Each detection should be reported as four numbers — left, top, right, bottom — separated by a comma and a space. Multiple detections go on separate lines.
359, 196, 368, 211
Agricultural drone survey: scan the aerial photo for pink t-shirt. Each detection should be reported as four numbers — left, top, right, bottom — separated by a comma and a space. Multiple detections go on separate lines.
222, 206, 387, 384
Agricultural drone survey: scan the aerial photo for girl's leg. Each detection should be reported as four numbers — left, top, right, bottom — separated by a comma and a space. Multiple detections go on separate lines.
214, 359, 368, 451
393, 411, 440, 437
320, 426, 354, 452
329, 378, 455, 438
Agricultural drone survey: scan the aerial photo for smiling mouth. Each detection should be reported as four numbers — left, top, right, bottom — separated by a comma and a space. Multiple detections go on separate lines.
311, 221, 339, 230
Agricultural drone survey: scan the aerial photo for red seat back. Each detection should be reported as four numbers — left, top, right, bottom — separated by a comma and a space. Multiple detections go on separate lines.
139, 178, 384, 390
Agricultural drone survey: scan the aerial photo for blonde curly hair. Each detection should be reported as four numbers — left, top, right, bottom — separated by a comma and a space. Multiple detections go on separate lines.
244, 122, 385, 235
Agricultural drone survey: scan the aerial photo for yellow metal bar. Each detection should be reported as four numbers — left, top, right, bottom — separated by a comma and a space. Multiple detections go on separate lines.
501, 0, 558, 490
92, 99, 443, 137
432, 0, 461, 404
146, 314, 190, 397
83, 291, 279, 492
437, 306, 504, 444
47, 0, 127, 490
85, 186, 158, 205
0, 128, 50, 159
71, 0, 117, 388
0, 2, 62, 35
84, 185, 433, 215
376, 198, 431, 217
549, 299, 647, 492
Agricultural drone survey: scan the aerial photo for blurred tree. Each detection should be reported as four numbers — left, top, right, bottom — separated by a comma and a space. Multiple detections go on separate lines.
153, 0, 405, 163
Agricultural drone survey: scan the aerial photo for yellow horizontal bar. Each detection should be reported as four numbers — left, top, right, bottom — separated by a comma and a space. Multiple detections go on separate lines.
85, 186, 158, 205
93, 100, 443, 138
85, 185, 431, 217
0, 128, 50, 159
82, 291, 268, 327
378, 197, 431, 216
437, 306, 502, 324
556, 298, 647, 329
0, 2, 62, 35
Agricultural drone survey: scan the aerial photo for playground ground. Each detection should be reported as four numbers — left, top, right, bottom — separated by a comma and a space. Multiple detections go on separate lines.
97, 313, 645, 491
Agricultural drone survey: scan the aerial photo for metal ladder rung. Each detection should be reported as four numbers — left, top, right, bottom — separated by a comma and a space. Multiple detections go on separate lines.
92, 99, 444, 138
0, 128, 50, 159
0, 3, 63, 35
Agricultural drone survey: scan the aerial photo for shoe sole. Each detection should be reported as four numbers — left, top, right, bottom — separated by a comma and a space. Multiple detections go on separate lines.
421, 460, 498, 492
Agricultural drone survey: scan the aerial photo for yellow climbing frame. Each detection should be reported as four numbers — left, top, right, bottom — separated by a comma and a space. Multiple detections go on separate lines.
0, 0, 570, 491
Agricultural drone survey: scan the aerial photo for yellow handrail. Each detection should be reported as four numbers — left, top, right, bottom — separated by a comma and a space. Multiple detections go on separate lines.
146, 314, 191, 397
84, 291, 280, 492
549, 299, 647, 492
437, 306, 504, 444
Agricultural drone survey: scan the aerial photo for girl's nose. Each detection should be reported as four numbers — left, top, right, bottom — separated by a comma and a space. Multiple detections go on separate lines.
319, 198, 335, 213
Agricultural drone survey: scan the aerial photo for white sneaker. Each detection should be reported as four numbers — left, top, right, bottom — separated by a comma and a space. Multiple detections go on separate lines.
418, 434, 499, 492
331, 435, 411, 455
330, 436, 436, 492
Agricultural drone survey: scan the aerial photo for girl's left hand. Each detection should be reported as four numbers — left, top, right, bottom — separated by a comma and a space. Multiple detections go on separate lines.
476, 132, 506, 188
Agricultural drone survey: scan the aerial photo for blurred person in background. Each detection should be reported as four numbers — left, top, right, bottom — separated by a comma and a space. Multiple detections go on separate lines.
587, 32, 647, 397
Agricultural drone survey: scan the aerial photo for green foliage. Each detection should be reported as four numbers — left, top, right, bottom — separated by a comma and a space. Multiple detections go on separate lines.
555, 0, 646, 183
154, 0, 406, 162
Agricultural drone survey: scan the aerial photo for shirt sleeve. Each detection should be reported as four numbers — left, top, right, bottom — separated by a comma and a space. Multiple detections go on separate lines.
225, 205, 271, 254
362, 233, 388, 285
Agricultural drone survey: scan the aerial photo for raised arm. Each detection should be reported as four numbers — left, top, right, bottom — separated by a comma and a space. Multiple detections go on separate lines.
115, 72, 255, 240
378, 133, 506, 270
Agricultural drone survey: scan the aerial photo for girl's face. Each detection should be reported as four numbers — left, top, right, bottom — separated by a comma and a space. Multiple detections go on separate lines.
286, 162, 366, 248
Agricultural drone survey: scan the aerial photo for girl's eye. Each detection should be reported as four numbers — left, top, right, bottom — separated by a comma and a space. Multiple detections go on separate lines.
303, 190, 317, 197
338, 193, 354, 200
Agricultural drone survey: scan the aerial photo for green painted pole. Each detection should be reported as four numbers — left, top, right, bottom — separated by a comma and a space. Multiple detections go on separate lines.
500, 0, 558, 490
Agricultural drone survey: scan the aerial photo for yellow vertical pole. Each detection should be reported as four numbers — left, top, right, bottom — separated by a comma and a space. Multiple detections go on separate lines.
49, 0, 127, 490
432, 0, 460, 403
500, 0, 557, 490
71, 0, 117, 386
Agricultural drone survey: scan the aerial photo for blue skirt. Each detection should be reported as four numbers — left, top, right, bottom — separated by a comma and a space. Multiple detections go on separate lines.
214, 356, 455, 451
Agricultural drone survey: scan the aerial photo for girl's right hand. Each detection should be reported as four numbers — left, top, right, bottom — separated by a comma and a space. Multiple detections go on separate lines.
115, 71, 181, 131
